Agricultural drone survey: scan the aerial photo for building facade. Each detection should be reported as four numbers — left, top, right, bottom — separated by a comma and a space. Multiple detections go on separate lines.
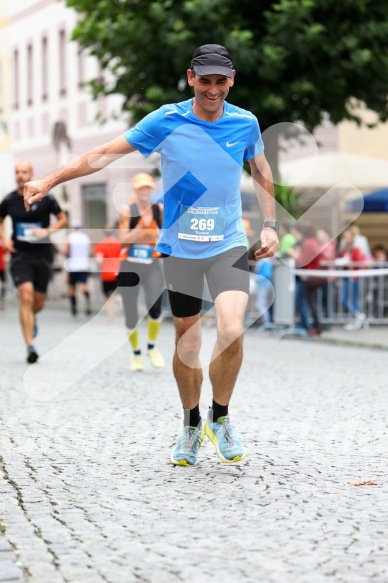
6, 0, 159, 234
0, 0, 14, 199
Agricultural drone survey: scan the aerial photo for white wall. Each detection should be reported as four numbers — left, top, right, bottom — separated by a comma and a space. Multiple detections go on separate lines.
7, 0, 158, 226
0, 0, 14, 198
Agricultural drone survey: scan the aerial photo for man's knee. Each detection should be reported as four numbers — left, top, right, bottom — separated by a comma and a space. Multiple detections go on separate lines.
19, 286, 34, 308
175, 318, 202, 361
217, 323, 244, 352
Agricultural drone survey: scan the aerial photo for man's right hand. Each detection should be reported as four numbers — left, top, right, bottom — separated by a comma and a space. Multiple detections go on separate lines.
23, 180, 50, 211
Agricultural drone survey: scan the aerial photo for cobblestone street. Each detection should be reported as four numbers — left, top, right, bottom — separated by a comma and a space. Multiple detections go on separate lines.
0, 301, 387, 583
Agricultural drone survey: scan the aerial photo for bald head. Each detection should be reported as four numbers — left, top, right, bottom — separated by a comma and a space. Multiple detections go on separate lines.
15, 161, 34, 193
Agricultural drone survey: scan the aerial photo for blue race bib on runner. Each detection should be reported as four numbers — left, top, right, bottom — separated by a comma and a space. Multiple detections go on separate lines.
178, 204, 225, 242
16, 222, 42, 242
127, 244, 154, 264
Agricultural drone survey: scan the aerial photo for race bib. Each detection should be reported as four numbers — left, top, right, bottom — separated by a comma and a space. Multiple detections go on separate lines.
178, 205, 225, 242
127, 244, 154, 264
16, 222, 42, 242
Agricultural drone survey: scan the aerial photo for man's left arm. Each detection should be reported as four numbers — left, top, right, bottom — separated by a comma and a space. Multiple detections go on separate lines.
249, 152, 279, 259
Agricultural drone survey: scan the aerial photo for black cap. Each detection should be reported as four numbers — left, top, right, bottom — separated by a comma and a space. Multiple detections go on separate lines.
191, 44, 233, 78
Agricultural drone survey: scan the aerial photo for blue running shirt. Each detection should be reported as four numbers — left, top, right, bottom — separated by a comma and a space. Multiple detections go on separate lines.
124, 99, 264, 259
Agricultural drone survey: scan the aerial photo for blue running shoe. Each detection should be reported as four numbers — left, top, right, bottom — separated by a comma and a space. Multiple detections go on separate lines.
205, 409, 247, 463
33, 318, 38, 339
170, 421, 205, 466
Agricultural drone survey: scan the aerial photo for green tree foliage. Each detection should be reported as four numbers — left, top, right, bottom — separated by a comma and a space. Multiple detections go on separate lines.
67, 0, 388, 132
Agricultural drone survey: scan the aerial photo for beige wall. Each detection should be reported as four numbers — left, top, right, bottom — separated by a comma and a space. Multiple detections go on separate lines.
339, 106, 388, 248
339, 106, 388, 162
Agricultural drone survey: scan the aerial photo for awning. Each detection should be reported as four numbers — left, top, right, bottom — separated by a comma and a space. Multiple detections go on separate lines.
347, 188, 388, 212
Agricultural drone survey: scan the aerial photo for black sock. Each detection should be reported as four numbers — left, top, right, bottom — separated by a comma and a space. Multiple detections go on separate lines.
184, 405, 201, 428
212, 400, 229, 423
70, 296, 77, 314
84, 291, 91, 311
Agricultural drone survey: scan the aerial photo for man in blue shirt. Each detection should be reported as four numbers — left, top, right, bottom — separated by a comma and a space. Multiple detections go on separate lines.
23, 44, 279, 466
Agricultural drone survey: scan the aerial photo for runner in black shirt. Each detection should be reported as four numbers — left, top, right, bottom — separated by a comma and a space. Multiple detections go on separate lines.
0, 161, 67, 363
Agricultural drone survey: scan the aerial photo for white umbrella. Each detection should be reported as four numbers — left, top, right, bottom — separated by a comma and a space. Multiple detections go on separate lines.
278, 152, 388, 190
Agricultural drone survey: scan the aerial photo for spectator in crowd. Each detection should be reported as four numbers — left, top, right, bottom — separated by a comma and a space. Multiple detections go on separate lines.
94, 228, 122, 322
62, 220, 92, 317
278, 222, 303, 256
338, 228, 365, 330
278, 221, 297, 255
350, 225, 372, 261
317, 228, 337, 262
288, 223, 322, 335
290, 224, 304, 247
316, 228, 337, 324
254, 258, 274, 329
339, 224, 371, 261
0, 238, 7, 309
371, 245, 388, 318
372, 244, 387, 263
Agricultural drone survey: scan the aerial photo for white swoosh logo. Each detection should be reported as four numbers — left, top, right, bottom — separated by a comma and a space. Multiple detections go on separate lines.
226, 141, 239, 147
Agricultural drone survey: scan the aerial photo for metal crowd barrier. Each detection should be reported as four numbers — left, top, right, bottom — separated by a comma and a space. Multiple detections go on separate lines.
270, 259, 388, 327
124, 258, 388, 327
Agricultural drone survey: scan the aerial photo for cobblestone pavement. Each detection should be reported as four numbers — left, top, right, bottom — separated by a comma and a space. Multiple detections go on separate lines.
0, 301, 387, 583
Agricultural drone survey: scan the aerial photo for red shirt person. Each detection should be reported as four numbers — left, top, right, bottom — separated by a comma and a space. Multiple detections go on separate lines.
94, 229, 122, 321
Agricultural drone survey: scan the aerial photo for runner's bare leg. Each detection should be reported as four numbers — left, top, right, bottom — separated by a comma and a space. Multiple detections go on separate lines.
18, 282, 35, 346
209, 290, 249, 405
173, 313, 203, 410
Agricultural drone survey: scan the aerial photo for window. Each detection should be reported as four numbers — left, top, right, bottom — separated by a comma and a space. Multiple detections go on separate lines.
27, 44, 33, 106
42, 36, 48, 100
13, 49, 19, 109
82, 184, 107, 231
77, 48, 84, 89
59, 29, 67, 96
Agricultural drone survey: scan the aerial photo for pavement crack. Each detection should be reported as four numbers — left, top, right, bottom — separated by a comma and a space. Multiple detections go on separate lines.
0, 455, 39, 580
0, 453, 66, 580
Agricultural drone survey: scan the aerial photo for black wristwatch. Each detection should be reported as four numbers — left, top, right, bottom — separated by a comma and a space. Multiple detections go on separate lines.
263, 220, 279, 232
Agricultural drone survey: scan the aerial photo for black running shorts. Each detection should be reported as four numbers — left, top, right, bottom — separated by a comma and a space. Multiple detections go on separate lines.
163, 246, 249, 318
10, 253, 52, 293
102, 280, 117, 297
68, 271, 89, 286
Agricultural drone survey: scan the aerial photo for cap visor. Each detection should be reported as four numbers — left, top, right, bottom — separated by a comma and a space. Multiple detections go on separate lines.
193, 65, 233, 78
135, 182, 154, 188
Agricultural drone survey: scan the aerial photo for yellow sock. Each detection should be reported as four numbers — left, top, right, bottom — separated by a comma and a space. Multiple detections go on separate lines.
148, 317, 161, 344
128, 329, 140, 351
